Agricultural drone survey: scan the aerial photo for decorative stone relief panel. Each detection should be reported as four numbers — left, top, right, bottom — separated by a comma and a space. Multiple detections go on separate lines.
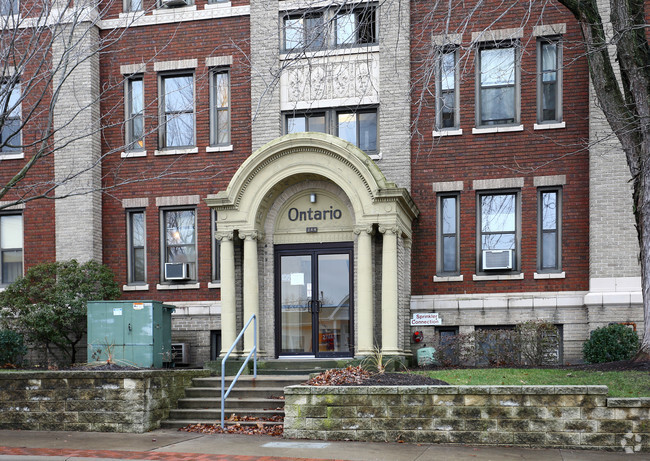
280, 52, 379, 110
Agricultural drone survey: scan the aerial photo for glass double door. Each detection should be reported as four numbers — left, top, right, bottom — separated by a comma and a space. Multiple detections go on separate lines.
276, 244, 353, 357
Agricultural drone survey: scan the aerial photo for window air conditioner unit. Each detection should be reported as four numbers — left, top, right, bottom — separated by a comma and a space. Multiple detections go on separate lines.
482, 249, 514, 270
171, 343, 190, 365
162, 0, 189, 7
165, 262, 189, 280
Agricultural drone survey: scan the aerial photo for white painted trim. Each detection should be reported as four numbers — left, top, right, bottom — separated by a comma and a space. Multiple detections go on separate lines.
206, 145, 233, 153
102, 4, 249, 29
157, 283, 200, 290
472, 125, 524, 134
123, 284, 150, 291
121, 150, 147, 158
533, 271, 566, 279
0, 152, 24, 160
432, 129, 463, 137
207, 281, 221, 289
534, 122, 566, 130
434, 275, 463, 282
154, 147, 199, 156
473, 273, 525, 281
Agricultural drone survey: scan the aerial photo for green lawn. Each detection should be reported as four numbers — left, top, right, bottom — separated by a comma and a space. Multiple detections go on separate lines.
416, 368, 650, 398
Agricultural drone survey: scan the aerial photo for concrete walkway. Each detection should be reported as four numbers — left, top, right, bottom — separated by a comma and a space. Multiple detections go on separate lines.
0, 430, 643, 460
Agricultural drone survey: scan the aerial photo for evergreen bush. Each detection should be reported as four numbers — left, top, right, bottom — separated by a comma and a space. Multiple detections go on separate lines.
0, 329, 26, 366
582, 324, 639, 363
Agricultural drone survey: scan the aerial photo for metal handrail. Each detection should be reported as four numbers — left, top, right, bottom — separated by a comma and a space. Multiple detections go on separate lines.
221, 314, 257, 427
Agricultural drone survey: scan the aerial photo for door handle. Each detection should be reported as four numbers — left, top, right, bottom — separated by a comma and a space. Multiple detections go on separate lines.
310, 299, 321, 313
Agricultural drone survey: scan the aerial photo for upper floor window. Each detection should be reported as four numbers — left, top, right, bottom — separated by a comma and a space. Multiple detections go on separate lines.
538, 188, 562, 272
286, 112, 326, 134
158, 0, 193, 8
283, 13, 326, 52
162, 208, 196, 282
126, 76, 144, 150
436, 49, 459, 130
0, 0, 17, 15
1, 82, 21, 153
127, 210, 146, 284
125, 0, 142, 12
160, 74, 194, 148
210, 69, 230, 146
0, 214, 22, 285
477, 46, 519, 126
537, 38, 562, 123
437, 193, 460, 275
335, 5, 376, 46
478, 192, 519, 272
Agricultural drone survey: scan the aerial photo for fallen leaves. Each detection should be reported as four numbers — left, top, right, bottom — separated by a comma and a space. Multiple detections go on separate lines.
305, 365, 370, 386
179, 419, 284, 437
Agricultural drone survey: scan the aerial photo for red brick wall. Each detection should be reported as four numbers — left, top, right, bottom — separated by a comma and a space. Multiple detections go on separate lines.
409, 1, 590, 295
99, 16, 251, 301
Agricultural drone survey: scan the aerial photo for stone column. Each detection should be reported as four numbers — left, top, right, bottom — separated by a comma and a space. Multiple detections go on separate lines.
354, 226, 374, 355
218, 232, 236, 357
241, 231, 260, 355
379, 225, 400, 355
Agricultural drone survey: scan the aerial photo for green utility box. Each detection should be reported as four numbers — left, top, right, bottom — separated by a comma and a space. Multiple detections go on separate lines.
416, 346, 436, 367
87, 300, 175, 368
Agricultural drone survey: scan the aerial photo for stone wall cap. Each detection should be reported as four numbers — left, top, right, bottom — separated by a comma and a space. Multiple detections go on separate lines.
607, 397, 650, 408
0, 370, 210, 379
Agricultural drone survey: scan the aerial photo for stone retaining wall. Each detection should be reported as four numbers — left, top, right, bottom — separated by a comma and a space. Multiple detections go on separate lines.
284, 385, 649, 453
0, 370, 209, 433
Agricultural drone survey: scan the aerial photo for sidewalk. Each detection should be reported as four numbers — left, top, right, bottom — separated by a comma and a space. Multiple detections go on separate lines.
0, 429, 642, 461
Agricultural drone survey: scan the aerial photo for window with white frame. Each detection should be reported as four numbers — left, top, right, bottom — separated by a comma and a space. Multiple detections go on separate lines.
0, 214, 22, 285
211, 210, 220, 282
537, 38, 562, 123
126, 76, 144, 150
478, 192, 519, 272
334, 5, 376, 47
162, 208, 196, 282
127, 210, 146, 284
210, 69, 230, 146
1, 82, 21, 152
125, 0, 141, 12
436, 49, 459, 130
437, 194, 460, 274
477, 46, 519, 126
538, 188, 561, 271
0, 0, 17, 15
283, 108, 378, 155
160, 74, 194, 148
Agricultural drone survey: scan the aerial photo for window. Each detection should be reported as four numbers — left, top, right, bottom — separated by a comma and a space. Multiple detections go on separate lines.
160, 74, 194, 148
283, 13, 326, 52
337, 109, 377, 153
162, 208, 196, 281
335, 6, 376, 46
437, 194, 459, 274
125, 0, 141, 12
126, 77, 144, 150
210, 70, 230, 146
1, 82, 21, 152
127, 210, 146, 284
286, 112, 326, 134
211, 210, 220, 282
0, 214, 22, 285
283, 108, 378, 155
478, 192, 518, 272
538, 188, 561, 271
436, 49, 458, 129
537, 38, 562, 123
0, 0, 17, 15
477, 46, 519, 126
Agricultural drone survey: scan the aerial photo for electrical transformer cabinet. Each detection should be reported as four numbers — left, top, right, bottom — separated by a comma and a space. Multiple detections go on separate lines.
87, 300, 175, 368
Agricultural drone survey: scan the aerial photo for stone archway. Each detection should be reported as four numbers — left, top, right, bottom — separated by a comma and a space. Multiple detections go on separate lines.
206, 132, 418, 357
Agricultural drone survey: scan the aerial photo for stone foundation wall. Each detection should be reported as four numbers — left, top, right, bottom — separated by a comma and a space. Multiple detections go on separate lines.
284, 385, 649, 453
0, 370, 209, 433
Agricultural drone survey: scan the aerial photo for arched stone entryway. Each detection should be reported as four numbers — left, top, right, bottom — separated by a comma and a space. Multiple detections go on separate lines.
206, 133, 418, 358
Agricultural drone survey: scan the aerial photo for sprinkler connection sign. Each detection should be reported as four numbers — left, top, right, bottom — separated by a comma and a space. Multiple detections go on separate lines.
410, 313, 442, 326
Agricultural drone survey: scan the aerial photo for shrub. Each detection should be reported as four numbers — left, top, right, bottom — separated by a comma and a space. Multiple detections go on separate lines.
583, 324, 639, 363
0, 329, 26, 367
516, 320, 560, 366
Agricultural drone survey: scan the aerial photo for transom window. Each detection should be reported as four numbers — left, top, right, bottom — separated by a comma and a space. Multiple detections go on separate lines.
1, 82, 21, 152
286, 112, 326, 134
477, 46, 519, 126
335, 6, 376, 46
160, 74, 195, 148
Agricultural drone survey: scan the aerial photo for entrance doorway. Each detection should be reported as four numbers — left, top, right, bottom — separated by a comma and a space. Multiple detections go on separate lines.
275, 243, 353, 357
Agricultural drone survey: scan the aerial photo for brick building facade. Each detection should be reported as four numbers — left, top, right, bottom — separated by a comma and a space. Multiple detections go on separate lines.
0, 0, 644, 365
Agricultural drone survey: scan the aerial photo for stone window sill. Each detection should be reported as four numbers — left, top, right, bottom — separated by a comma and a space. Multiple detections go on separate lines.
208, 281, 221, 289
206, 145, 233, 153
154, 147, 199, 156
157, 282, 200, 290
534, 271, 565, 279
123, 284, 150, 291
473, 273, 524, 281
432, 129, 463, 137
121, 150, 147, 158
0, 152, 24, 160
434, 275, 463, 282
472, 125, 524, 135
534, 122, 565, 130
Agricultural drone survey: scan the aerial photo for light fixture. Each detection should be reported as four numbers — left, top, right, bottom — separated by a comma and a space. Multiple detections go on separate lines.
310, 193, 317, 203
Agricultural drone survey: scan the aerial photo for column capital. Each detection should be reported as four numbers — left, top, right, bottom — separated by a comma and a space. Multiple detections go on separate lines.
378, 225, 400, 236
353, 225, 374, 236
240, 230, 261, 241
215, 231, 234, 241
